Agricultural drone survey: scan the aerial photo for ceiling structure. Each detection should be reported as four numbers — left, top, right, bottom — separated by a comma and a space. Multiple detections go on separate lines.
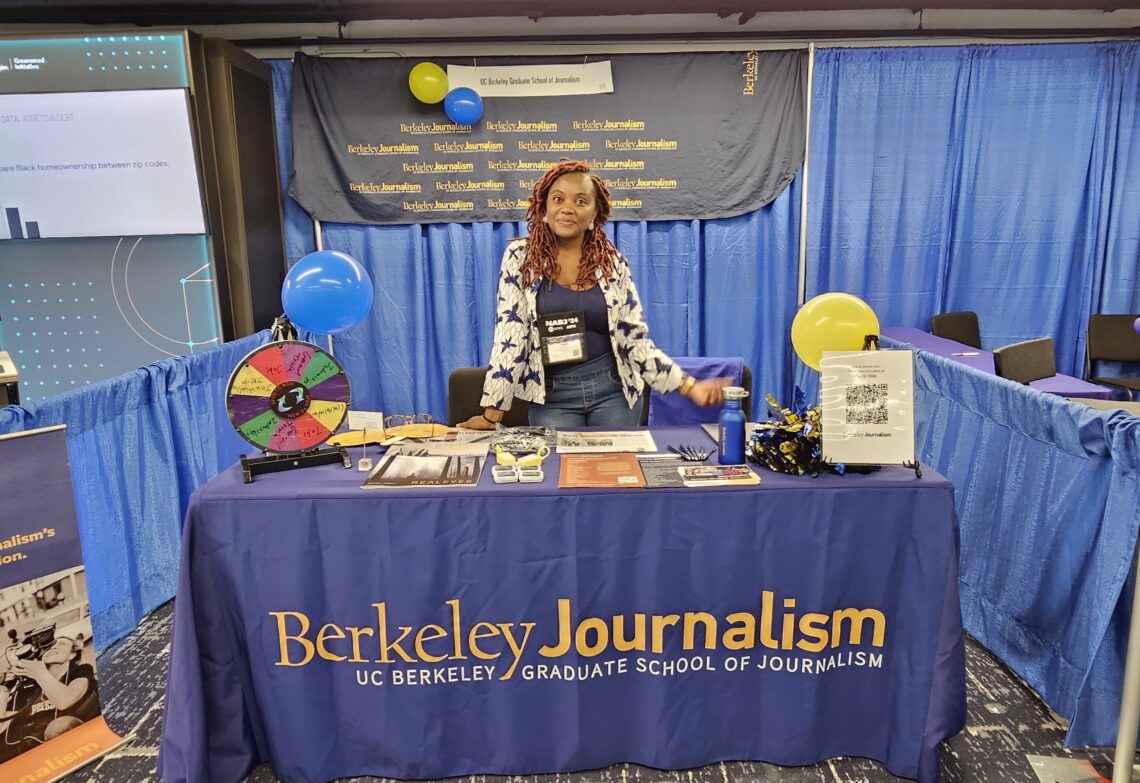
0, 0, 1137, 26
1, 0, 1137, 49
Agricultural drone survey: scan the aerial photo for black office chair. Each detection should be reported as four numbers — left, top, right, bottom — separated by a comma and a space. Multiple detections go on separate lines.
446, 367, 530, 427
640, 364, 753, 425
1085, 314, 1140, 401
930, 311, 982, 349
993, 337, 1056, 385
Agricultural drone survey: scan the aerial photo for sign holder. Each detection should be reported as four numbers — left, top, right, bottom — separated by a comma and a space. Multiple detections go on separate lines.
821, 338, 921, 479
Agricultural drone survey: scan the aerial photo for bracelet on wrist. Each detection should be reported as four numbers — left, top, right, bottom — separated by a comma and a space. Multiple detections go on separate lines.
678, 375, 696, 396
482, 412, 502, 425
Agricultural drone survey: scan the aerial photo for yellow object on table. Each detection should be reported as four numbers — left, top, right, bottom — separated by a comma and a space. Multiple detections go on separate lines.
384, 423, 451, 439
328, 423, 450, 447
494, 444, 550, 467
327, 430, 386, 447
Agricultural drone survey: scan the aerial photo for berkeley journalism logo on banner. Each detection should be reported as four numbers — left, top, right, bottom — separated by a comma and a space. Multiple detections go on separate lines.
268, 590, 887, 687
290, 50, 807, 225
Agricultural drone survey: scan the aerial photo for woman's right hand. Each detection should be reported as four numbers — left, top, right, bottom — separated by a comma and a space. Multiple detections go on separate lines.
685, 377, 731, 406
457, 408, 502, 430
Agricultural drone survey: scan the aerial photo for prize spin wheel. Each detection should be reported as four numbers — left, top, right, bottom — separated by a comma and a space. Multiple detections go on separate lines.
225, 341, 352, 481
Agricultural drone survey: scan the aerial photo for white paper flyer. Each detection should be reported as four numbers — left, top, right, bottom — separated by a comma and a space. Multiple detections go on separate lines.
556, 430, 657, 454
820, 350, 916, 466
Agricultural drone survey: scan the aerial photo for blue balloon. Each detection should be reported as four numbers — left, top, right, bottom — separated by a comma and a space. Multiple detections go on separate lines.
443, 87, 483, 126
281, 250, 373, 335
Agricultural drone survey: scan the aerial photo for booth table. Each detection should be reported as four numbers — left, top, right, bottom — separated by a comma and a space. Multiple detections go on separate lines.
1067, 397, 1140, 416
158, 427, 966, 783
880, 327, 1112, 399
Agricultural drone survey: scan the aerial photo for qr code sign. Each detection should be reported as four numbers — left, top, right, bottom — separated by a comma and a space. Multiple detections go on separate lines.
846, 383, 889, 424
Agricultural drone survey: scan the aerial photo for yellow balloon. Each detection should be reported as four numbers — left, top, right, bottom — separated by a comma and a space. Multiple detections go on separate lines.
790, 293, 880, 370
408, 62, 448, 104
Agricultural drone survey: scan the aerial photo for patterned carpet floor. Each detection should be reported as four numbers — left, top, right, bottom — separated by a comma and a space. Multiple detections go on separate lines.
57, 600, 1126, 782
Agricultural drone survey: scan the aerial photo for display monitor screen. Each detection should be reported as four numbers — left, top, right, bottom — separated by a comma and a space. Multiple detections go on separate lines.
0, 88, 206, 239
0, 34, 222, 401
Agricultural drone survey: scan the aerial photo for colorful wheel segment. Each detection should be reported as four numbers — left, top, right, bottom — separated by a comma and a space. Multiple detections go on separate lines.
225, 341, 350, 454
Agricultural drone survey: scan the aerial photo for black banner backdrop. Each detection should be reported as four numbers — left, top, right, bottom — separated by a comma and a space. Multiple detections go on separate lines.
290, 50, 807, 225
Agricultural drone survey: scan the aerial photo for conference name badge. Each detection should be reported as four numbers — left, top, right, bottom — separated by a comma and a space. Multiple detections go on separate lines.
537, 310, 586, 365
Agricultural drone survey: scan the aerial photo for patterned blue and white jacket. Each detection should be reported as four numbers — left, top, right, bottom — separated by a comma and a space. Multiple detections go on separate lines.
480, 238, 685, 412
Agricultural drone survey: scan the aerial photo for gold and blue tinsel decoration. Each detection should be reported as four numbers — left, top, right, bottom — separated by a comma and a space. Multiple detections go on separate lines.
746, 387, 844, 477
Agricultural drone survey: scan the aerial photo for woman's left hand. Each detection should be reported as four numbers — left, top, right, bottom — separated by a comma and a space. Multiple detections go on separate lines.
685, 377, 730, 406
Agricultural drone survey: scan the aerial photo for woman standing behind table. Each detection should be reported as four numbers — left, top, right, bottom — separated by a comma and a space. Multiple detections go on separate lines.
460, 160, 726, 430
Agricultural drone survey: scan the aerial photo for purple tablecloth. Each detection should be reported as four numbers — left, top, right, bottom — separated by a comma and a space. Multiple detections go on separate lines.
880, 327, 1112, 399
158, 427, 965, 783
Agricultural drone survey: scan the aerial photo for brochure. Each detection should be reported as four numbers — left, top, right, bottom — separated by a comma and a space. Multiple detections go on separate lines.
558, 453, 646, 488
556, 430, 657, 453
819, 350, 916, 466
424, 429, 497, 444
677, 464, 761, 487
362, 447, 486, 489
635, 454, 687, 488
387, 442, 490, 458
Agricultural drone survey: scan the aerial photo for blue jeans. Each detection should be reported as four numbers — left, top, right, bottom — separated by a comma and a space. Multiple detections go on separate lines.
529, 353, 643, 428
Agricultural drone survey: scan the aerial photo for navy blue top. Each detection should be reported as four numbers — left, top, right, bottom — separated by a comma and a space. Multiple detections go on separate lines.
537, 281, 612, 371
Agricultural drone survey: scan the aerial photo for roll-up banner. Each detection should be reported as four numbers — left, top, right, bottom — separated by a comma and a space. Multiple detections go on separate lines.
0, 426, 124, 782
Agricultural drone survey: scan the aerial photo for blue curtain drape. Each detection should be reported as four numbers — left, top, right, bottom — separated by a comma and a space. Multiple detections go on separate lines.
267, 59, 802, 419
0, 332, 269, 650
310, 203, 801, 419
882, 334, 1140, 746
807, 42, 1140, 379
7, 42, 1138, 672
269, 60, 317, 264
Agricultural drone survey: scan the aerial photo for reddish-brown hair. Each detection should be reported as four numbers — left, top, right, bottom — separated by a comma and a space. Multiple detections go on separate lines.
521, 159, 616, 289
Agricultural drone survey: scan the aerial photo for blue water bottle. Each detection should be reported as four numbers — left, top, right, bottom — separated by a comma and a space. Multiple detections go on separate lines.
718, 386, 748, 465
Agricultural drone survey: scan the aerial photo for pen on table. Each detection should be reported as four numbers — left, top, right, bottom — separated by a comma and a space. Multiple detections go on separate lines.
951, 351, 981, 356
